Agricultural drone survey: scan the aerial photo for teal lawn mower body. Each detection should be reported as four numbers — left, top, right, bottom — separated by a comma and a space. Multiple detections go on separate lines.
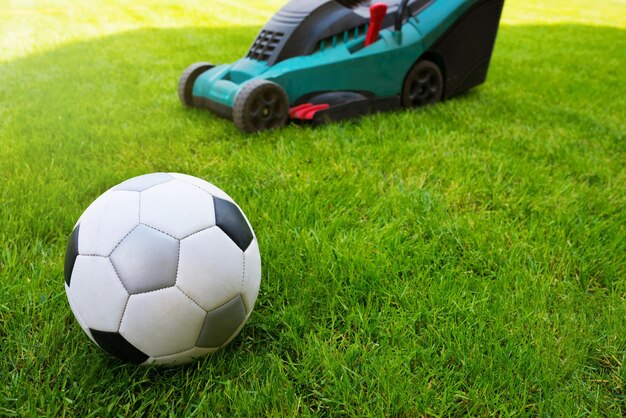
179, 0, 505, 132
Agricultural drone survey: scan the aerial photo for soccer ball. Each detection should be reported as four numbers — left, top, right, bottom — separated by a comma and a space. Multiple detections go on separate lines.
64, 173, 261, 365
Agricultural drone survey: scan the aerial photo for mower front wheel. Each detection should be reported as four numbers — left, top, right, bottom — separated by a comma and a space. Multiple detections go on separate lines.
401, 60, 443, 108
178, 62, 214, 107
233, 80, 289, 133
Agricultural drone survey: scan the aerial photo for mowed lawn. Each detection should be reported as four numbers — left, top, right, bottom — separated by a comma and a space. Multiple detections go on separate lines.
1, 0, 625, 415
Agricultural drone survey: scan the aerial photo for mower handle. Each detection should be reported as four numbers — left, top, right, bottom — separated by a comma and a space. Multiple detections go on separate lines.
394, 0, 410, 31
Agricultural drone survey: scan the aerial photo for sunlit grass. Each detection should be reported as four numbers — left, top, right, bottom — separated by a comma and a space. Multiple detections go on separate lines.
0, 0, 285, 62
502, 0, 626, 26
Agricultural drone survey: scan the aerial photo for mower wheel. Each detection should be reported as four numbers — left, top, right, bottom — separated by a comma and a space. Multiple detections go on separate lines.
178, 62, 214, 107
233, 80, 289, 133
402, 60, 443, 108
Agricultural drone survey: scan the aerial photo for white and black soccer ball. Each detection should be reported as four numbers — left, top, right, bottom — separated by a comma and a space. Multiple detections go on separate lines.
64, 173, 261, 366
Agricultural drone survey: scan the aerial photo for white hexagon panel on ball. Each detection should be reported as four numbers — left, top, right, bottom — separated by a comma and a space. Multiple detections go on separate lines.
64, 173, 262, 366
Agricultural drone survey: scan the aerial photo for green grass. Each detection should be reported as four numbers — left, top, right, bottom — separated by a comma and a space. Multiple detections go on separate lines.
1, 0, 625, 415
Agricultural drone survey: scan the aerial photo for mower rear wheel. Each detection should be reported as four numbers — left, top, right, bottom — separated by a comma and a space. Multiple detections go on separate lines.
402, 60, 443, 108
233, 80, 289, 133
178, 62, 214, 107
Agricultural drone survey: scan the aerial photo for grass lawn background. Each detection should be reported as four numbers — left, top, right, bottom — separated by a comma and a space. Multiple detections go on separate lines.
1, 0, 624, 415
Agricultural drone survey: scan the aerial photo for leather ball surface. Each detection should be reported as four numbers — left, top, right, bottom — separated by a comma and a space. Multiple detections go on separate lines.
64, 173, 261, 365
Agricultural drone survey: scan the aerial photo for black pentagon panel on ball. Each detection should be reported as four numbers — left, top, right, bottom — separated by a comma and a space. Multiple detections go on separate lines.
197, 294, 247, 348
64, 224, 80, 287
213, 197, 253, 251
90, 329, 149, 364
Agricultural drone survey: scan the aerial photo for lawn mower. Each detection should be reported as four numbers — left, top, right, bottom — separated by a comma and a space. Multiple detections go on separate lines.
179, 0, 505, 133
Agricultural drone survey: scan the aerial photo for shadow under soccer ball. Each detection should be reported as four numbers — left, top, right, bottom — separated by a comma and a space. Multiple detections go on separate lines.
64, 173, 262, 366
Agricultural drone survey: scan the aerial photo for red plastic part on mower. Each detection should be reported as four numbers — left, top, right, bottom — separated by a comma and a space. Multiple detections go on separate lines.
289, 103, 331, 120
365, 3, 388, 46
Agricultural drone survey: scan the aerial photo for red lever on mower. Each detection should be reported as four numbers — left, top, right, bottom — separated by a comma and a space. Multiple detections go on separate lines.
365, 3, 388, 46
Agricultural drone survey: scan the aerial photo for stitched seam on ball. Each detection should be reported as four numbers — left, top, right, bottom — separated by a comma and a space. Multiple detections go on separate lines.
108, 258, 130, 294
175, 285, 205, 312
242, 253, 246, 294
140, 223, 179, 240
79, 254, 108, 258
138, 192, 142, 224
117, 295, 130, 332
205, 294, 244, 314
155, 346, 211, 360
139, 178, 175, 193
174, 177, 214, 198
114, 188, 144, 193
173, 177, 234, 212
241, 253, 248, 314
175, 237, 181, 284
108, 224, 140, 257
128, 285, 176, 297
171, 176, 233, 208
181, 225, 216, 240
